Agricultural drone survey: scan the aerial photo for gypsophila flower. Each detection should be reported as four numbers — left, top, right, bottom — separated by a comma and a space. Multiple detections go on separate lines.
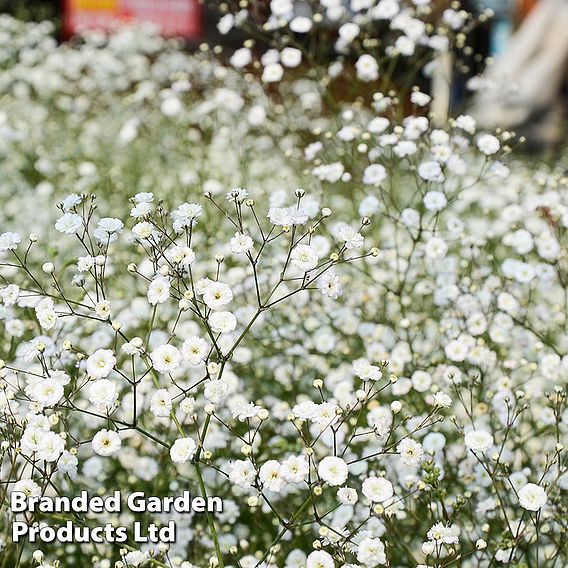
290, 244, 319, 271
464, 429, 494, 452
306, 550, 335, 568
518, 483, 547, 511
0, 232, 21, 252
55, 213, 83, 235
318, 456, 349, 486
396, 438, 424, 466
86, 349, 116, 379
92, 429, 121, 457
362, 476, 393, 502
170, 437, 197, 463
150, 389, 173, 417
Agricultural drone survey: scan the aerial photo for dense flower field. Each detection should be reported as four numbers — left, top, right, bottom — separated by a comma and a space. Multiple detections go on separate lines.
0, 4, 567, 568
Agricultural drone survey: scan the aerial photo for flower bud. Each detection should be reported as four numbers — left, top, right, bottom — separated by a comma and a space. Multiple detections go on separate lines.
42, 262, 54, 274
391, 401, 402, 414
422, 541, 435, 555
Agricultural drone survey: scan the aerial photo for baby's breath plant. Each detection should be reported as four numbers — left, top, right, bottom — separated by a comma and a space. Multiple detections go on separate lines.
0, 2, 567, 568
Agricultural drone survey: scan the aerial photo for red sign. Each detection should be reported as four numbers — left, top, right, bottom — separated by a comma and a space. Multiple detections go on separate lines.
63, 0, 202, 39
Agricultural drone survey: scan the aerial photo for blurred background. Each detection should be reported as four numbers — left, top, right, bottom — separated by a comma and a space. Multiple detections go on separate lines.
2, 0, 565, 151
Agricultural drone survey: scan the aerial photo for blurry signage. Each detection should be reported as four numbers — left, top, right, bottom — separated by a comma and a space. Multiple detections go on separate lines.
63, 0, 202, 38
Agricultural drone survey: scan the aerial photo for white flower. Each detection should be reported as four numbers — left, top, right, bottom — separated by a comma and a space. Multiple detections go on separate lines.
281, 455, 309, 483
217, 13, 234, 34
132, 221, 154, 240
150, 344, 182, 373
86, 349, 116, 379
445, 339, 469, 362
204, 380, 230, 405
262, 62, 284, 83
203, 281, 233, 309
230, 47, 252, 68
124, 551, 148, 567
337, 487, 358, 505
357, 537, 387, 567
427, 522, 460, 544
61, 193, 82, 211
291, 244, 319, 271
423, 191, 447, 211
363, 164, 387, 186
433, 392, 452, 407
92, 429, 121, 457
37, 431, 65, 462
161, 96, 182, 117
396, 438, 424, 466
318, 271, 342, 299
411, 91, 431, 106
418, 161, 444, 182
179, 396, 196, 414
172, 202, 202, 231
290, 16, 312, 33
259, 460, 286, 492
306, 550, 335, 568
0, 284, 19, 306
29, 378, 64, 408
94, 218, 123, 243
476, 133, 500, 155
518, 483, 547, 511
281, 47, 302, 67
77, 255, 95, 272
318, 456, 348, 486
55, 213, 83, 235
362, 476, 393, 502
0, 232, 21, 252
35, 297, 58, 331
230, 232, 254, 255
455, 114, 476, 134
229, 460, 256, 488
368, 117, 390, 133
425, 236, 448, 260
335, 223, 364, 249
59, 451, 78, 478
338, 22, 360, 42
267, 206, 309, 226
12, 479, 41, 498
353, 358, 382, 381
181, 336, 209, 365
209, 311, 237, 334
232, 401, 263, 421
356, 54, 379, 81
166, 245, 196, 268
150, 389, 172, 417
170, 437, 197, 463
88, 379, 118, 412
147, 276, 170, 305
464, 429, 494, 452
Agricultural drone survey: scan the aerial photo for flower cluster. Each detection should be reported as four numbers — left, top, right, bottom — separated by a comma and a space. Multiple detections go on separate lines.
0, 6, 567, 568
